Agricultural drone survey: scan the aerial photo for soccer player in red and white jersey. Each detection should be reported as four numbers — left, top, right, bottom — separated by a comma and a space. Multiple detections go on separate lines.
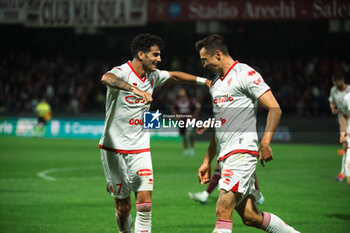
195, 34, 299, 233
99, 33, 210, 233
329, 73, 350, 181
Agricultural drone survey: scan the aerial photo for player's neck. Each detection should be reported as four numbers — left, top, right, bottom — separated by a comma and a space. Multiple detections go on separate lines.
340, 84, 347, 92
130, 60, 146, 78
220, 57, 236, 77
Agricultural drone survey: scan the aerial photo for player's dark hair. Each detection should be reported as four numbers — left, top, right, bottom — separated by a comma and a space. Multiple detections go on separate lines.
130, 33, 165, 58
332, 73, 344, 82
195, 34, 229, 56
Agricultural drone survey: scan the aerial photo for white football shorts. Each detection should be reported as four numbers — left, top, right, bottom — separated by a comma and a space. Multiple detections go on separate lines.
100, 149, 153, 199
218, 153, 261, 206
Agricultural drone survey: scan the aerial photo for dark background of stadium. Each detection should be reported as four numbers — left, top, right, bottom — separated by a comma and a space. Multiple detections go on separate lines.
1, 9, 350, 142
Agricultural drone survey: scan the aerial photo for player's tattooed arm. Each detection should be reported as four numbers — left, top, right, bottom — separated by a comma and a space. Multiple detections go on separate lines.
101, 72, 153, 104
101, 72, 133, 91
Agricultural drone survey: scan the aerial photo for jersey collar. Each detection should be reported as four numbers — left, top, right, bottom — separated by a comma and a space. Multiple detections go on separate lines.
127, 61, 146, 83
220, 61, 239, 81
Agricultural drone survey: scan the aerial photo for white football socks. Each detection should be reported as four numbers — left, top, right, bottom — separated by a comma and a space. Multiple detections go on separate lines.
261, 212, 300, 233
135, 211, 152, 233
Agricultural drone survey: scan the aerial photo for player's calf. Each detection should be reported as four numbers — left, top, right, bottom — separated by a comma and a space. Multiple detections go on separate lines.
241, 212, 262, 228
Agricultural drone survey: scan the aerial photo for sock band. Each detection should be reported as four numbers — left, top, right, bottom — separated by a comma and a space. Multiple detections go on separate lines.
260, 212, 271, 230
215, 220, 232, 230
136, 202, 152, 212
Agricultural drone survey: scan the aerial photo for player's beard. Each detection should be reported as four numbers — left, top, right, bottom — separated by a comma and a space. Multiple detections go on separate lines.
208, 65, 219, 75
143, 60, 157, 73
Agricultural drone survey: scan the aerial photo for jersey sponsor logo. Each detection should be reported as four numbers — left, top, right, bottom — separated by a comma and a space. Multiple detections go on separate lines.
248, 70, 264, 85
143, 110, 161, 129
213, 94, 234, 104
223, 178, 231, 185
125, 95, 146, 104
129, 119, 143, 125
253, 76, 263, 85
132, 82, 138, 86
221, 169, 233, 177
137, 169, 153, 176
248, 70, 256, 76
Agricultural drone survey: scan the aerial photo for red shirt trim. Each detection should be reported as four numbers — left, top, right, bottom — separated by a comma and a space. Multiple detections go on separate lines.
218, 149, 258, 162
220, 61, 239, 81
98, 144, 150, 154
127, 61, 146, 83
257, 88, 271, 100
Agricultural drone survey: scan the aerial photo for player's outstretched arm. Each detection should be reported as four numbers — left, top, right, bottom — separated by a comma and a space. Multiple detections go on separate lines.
198, 131, 216, 185
258, 90, 282, 167
168, 71, 211, 87
101, 72, 152, 104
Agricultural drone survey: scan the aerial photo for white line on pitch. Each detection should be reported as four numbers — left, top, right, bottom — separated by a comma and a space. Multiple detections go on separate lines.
37, 165, 101, 181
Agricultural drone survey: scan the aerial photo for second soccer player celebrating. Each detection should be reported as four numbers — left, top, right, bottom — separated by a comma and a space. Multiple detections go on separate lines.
195, 34, 300, 233
99, 33, 210, 233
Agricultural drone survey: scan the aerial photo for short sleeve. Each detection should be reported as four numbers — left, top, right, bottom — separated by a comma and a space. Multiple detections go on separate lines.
241, 70, 270, 99
152, 70, 170, 87
107, 66, 127, 81
106, 66, 128, 93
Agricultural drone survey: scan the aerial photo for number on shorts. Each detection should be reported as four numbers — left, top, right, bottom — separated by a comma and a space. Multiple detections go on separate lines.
116, 183, 122, 195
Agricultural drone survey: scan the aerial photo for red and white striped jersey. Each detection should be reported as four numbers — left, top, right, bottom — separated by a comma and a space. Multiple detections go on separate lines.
209, 61, 270, 161
99, 61, 169, 153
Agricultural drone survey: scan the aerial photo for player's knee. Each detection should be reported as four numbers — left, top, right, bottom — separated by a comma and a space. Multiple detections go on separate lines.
136, 202, 152, 212
115, 199, 131, 217
116, 204, 131, 217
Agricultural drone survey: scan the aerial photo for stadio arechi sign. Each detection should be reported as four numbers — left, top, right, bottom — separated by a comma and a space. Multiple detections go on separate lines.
148, 0, 350, 21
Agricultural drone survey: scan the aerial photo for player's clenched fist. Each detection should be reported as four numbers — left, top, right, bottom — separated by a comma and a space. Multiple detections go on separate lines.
198, 162, 211, 185
131, 87, 153, 104
258, 143, 273, 167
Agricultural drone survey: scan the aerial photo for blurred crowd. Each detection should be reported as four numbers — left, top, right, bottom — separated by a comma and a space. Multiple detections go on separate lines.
0, 52, 349, 117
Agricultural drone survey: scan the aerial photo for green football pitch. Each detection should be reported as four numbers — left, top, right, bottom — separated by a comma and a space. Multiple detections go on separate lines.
0, 137, 349, 233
